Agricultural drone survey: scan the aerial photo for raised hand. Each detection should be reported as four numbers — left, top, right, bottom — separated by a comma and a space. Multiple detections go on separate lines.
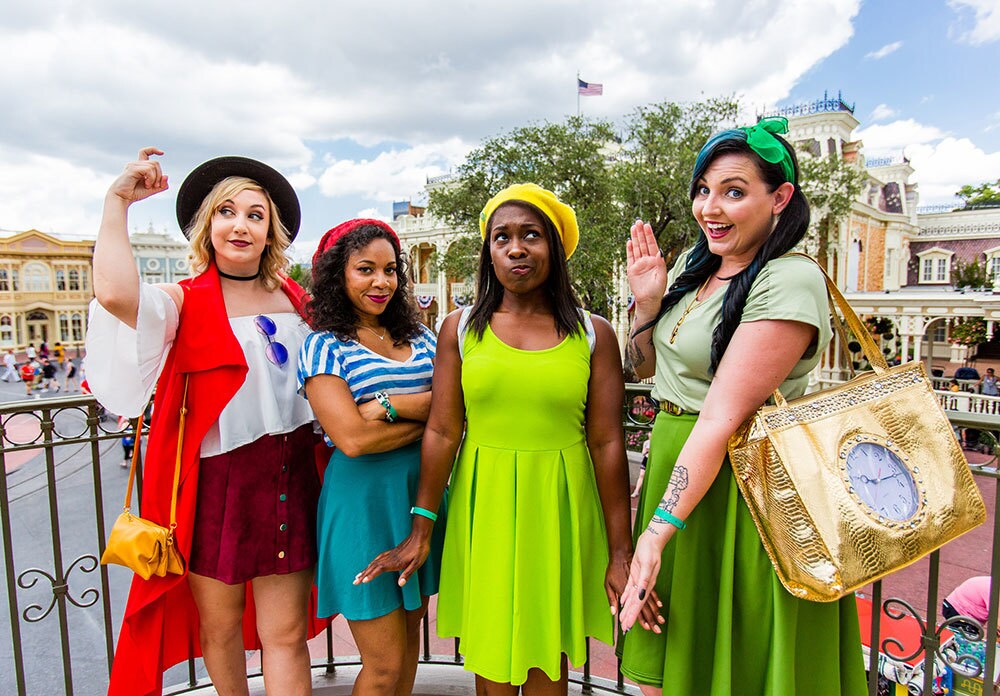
108, 147, 169, 205
626, 220, 668, 311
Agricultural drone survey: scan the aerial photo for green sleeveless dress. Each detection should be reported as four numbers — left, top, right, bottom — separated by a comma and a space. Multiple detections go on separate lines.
436, 323, 614, 685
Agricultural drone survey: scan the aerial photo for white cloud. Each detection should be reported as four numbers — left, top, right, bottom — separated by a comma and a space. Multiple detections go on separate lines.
866, 41, 903, 59
317, 139, 471, 203
0, 0, 863, 236
906, 137, 1000, 203
856, 119, 949, 154
949, 0, 1000, 44
858, 117, 1000, 204
869, 104, 897, 122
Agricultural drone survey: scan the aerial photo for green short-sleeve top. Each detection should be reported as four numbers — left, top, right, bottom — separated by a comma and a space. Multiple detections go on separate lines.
651, 252, 832, 412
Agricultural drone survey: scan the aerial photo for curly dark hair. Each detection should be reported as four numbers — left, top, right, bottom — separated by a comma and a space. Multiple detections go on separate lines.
307, 224, 422, 346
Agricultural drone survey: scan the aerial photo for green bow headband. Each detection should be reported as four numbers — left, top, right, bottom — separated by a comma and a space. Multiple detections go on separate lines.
740, 117, 795, 184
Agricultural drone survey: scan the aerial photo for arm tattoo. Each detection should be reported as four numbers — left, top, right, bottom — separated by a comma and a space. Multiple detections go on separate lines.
626, 338, 646, 370
646, 465, 690, 535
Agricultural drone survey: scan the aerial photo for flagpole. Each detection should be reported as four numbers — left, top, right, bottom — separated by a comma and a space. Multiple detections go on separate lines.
576, 70, 580, 118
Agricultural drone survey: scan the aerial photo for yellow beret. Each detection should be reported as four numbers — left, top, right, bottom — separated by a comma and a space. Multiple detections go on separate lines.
479, 183, 579, 259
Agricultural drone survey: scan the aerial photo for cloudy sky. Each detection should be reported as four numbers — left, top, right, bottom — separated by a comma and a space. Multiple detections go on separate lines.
1, 0, 997, 261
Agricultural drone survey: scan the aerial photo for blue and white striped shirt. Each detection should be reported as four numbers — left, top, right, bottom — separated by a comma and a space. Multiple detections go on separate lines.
297, 325, 436, 405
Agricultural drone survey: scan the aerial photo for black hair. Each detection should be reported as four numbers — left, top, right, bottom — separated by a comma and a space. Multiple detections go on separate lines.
467, 200, 583, 340
307, 224, 422, 345
634, 131, 810, 373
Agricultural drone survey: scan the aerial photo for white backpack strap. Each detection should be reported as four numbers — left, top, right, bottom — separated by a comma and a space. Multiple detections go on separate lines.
456, 307, 473, 361
579, 309, 596, 355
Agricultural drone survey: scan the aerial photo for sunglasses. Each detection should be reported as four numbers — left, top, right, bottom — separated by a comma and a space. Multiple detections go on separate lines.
254, 315, 289, 366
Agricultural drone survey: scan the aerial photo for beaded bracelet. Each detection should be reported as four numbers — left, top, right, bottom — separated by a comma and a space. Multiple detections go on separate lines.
410, 506, 438, 522
652, 507, 687, 531
373, 391, 398, 423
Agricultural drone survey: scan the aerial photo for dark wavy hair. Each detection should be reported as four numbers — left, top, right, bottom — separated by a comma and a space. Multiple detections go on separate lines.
633, 130, 810, 373
307, 224, 422, 345
467, 200, 583, 340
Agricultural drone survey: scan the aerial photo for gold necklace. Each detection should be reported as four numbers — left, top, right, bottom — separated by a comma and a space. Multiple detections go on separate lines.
668, 277, 713, 345
360, 325, 386, 341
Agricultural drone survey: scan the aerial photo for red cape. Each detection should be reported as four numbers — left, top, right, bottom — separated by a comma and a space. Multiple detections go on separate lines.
108, 266, 329, 696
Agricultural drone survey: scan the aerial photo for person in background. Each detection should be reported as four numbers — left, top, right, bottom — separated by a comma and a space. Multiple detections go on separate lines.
25, 343, 36, 361
39, 357, 60, 392
631, 436, 651, 498
943, 576, 993, 636
2, 349, 19, 382
978, 368, 999, 397
64, 359, 79, 393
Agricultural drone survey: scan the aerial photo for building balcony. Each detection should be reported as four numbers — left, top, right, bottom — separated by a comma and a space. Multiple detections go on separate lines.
1, 388, 998, 695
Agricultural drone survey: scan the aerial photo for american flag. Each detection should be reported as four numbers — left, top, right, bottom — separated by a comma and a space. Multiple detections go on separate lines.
578, 78, 603, 96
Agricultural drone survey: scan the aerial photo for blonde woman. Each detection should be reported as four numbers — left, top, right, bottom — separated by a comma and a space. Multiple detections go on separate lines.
88, 148, 323, 696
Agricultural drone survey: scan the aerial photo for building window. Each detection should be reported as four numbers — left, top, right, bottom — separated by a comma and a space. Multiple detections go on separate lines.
56, 270, 66, 291
990, 256, 1000, 283
917, 250, 953, 285
59, 314, 70, 342
23, 263, 51, 292
80, 269, 89, 292
71, 314, 83, 342
924, 323, 947, 343
68, 269, 80, 291
11, 270, 19, 292
0, 270, 7, 292
0, 316, 12, 347
144, 273, 163, 284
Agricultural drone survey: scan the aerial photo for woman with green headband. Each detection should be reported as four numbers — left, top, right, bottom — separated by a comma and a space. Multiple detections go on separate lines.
358, 183, 662, 693
616, 118, 866, 695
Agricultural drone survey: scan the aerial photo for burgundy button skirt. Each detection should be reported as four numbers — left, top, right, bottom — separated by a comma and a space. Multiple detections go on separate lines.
188, 423, 320, 585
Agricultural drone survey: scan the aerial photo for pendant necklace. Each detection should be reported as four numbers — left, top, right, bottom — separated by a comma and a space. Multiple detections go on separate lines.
668, 277, 713, 345
360, 325, 387, 341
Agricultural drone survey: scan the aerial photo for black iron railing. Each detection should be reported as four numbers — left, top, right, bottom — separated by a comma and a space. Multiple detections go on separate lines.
0, 389, 997, 695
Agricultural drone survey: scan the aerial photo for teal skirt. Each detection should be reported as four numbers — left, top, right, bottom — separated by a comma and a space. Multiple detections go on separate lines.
618, 412, 867, 695
315, 440, 447, 621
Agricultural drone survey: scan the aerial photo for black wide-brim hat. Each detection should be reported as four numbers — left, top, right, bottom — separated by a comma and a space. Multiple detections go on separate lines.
175, 156, 301, 241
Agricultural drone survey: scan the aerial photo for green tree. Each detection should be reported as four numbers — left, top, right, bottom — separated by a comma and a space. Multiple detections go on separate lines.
956, 179, 1000, 206
953, 257, 990, 289
612, 97, 740, 267
430, 98, 742, 313
797, 152, 865, 269
287, 262, 312, 292
429, 116, 622, 313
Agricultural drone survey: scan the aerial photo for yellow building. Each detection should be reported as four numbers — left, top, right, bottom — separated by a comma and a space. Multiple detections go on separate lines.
0, 229, 95, 354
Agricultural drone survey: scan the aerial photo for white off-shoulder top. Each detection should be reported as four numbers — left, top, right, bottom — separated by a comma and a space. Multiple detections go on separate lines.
85, 283, 314, 457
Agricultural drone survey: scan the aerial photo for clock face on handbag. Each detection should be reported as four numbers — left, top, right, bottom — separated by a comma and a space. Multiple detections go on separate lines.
841, 437, 922, 523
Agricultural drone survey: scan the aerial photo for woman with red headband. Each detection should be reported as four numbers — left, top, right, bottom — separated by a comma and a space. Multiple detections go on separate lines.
88, 148, 323, 695
298, 219, 446, 695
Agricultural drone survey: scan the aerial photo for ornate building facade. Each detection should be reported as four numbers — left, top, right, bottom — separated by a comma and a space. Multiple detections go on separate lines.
0, 230, 95, 353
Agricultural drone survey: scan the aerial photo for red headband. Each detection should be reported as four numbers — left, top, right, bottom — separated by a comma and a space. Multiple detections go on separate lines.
312, 218, 401, 267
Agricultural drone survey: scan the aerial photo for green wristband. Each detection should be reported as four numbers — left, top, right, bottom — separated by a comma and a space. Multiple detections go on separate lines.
410, 506, 438, 522
652, 507, 687, 530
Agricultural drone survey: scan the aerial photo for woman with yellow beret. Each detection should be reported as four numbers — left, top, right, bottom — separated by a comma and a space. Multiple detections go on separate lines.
359, 184, 659, 693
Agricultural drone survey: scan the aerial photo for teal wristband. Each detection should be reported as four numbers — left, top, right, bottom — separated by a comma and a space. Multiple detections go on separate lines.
410, 506, 438, 522
652, 507, 687, 530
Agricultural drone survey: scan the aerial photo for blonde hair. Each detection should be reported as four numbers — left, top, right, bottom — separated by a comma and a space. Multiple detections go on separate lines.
185, 176, 292, 291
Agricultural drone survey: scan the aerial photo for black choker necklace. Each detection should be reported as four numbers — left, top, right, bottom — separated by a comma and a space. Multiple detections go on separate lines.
218, 268, 260, 282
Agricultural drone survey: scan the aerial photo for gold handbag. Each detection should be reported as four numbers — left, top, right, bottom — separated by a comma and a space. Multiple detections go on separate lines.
101, 378, 188, 580
728, 256, 986, 602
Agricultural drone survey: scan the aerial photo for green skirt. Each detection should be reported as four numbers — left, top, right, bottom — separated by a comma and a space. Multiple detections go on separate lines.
618, 412, 867, 695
